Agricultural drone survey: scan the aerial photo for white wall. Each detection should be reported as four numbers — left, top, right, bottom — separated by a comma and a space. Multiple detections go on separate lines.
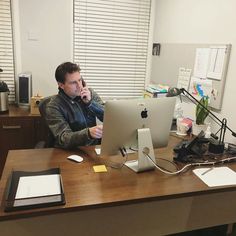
13, 0, 236, 142
153, 0, 236, 143
13, 0, 73, 97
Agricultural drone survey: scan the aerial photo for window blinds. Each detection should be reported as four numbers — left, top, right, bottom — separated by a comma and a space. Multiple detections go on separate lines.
0, 0, 15, 102
73, 0, 151, 99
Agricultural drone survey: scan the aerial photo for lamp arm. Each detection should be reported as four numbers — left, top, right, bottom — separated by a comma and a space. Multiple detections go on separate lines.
180, 88, 236, 137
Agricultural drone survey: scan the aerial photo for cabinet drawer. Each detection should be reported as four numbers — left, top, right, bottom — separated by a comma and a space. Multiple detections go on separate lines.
0, 118, 35, 149
0, 119, 34, 131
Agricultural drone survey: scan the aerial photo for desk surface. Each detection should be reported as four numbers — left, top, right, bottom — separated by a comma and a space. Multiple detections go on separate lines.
0, 104, 36, 117
1, 134, 236, 222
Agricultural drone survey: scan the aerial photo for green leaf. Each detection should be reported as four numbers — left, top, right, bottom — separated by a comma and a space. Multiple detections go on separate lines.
196, 96, 209, 125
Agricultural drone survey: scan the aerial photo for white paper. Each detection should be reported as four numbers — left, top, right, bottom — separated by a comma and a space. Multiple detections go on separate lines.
189, 76, 212, 102
15, 174, 61, 199
193, 167, 236, 187
207, 46, 226, 80
177, 67, 192, 90
193, 48, 210, 79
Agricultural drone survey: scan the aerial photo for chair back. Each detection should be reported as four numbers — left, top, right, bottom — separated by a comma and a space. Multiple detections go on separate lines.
38, 96, 55, 148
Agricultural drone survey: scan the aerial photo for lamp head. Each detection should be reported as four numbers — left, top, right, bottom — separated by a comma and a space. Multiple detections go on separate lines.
166, 87, 182, 97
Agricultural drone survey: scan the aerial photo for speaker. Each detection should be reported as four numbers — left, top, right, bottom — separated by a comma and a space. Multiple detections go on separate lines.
17, 73, 32, 107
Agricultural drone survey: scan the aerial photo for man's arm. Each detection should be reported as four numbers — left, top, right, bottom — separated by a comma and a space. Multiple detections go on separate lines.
86, 89, 104, 122
45, 102, 95, 148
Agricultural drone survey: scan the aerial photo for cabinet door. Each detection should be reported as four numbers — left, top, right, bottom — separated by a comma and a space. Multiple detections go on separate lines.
34, 117, 49, 145
0, 118, 35, 178
0, 118, 35, 149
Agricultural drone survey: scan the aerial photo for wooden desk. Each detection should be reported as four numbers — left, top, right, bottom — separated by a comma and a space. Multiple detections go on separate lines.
0, 135, 236, 235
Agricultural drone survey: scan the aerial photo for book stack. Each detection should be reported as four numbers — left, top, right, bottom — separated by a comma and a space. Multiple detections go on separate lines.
143, 84, 169, 98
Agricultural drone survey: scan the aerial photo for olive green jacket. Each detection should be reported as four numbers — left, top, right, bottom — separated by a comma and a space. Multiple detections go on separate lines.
45, 89, 104, 148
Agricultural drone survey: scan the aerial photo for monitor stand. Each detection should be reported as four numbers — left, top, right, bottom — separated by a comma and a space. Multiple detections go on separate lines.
125, 128, 156, 173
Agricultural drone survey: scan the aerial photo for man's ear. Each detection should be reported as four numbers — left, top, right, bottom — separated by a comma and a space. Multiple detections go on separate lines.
58, 82, 64, 90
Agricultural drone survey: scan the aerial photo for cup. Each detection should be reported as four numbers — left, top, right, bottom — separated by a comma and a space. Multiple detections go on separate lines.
176, 118, 189, 136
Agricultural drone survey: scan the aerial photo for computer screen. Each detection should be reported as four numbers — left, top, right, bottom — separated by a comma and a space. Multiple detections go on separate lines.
101, 97, 176, 172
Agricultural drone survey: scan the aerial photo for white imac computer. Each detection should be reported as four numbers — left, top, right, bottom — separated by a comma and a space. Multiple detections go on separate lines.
101, 97, 176, 173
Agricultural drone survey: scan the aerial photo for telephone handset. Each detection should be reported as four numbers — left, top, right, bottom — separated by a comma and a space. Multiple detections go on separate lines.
173, 131, 209, 162
81, 77, 86, 87
81, 76, 87, 99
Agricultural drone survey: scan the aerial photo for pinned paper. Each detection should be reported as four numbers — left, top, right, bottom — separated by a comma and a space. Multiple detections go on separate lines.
93, 165, 107, 173
207, 46, 226, 80
177, 67, 192, 90
189, 76, 212, 101
211, 88, 218, 100
193, 48, 210, 79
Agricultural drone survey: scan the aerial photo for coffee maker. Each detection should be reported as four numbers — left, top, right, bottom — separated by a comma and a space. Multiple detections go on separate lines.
0, 68, 9, 113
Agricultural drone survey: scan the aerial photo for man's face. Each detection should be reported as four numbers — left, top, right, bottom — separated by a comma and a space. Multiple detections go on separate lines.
58, 71, 83, 98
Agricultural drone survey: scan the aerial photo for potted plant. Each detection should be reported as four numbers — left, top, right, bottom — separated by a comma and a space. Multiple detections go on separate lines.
192, 96, 209, 135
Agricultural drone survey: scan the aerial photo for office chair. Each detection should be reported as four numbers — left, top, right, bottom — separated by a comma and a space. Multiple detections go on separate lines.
36, 96, 56, 148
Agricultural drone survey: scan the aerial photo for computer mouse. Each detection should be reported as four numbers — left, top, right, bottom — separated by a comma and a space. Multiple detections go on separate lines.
67, 155, 83, 163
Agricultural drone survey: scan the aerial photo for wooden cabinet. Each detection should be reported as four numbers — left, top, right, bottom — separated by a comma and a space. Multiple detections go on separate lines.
0, 105, 47, 178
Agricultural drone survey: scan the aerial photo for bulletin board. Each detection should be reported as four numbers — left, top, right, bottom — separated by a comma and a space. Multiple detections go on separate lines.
150, 43, 231, 110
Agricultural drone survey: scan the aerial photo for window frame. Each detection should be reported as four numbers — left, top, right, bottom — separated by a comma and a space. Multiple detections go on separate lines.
0, 0, 15, 102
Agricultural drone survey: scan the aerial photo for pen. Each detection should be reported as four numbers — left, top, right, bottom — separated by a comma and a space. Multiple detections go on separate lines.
201, 167, 214, 175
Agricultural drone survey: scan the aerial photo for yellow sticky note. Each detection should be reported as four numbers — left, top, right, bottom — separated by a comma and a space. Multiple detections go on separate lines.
93, 165, 107, 173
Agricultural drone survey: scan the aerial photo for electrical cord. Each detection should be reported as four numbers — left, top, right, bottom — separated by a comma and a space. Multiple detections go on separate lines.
109, 147, 140, 169
109, 147, 178, 171
156, 157, 179, 172
108, 145, 236, 173
127, 147, 179, 172
144, 152, 193, 175
143, 151, 236, 175
108, 147, 128, 169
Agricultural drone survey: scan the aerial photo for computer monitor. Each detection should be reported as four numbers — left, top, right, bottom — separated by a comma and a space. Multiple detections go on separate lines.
101, 97, 176, 172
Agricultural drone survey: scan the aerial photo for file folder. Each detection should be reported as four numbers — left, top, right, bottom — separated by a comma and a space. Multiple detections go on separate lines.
4, 168, 65, 212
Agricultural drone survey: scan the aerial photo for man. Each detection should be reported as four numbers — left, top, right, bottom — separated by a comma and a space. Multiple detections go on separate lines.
45, 62, 104, 148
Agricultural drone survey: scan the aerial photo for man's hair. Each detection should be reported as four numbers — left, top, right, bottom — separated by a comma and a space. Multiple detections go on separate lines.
55, 62, 81, 83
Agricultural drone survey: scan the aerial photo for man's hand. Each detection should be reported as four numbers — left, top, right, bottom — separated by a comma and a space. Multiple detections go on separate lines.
81, 87, 91, 103
89, 125, 103, 139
